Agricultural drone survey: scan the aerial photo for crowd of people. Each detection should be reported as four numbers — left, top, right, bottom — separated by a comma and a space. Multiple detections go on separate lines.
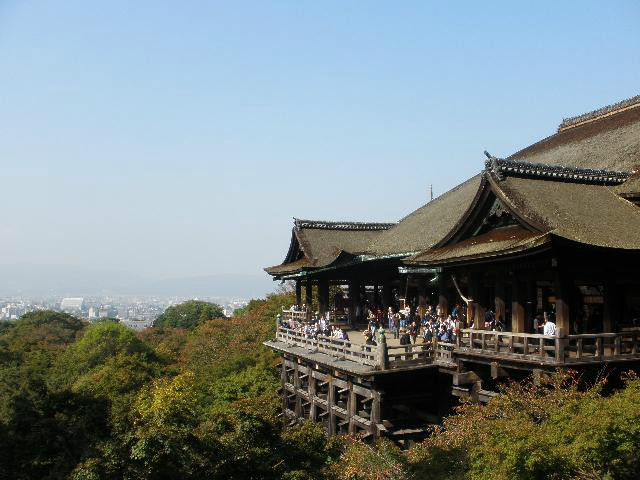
362, 304, 462, 346
280, 301, 562, 351
278, 309, 350, 341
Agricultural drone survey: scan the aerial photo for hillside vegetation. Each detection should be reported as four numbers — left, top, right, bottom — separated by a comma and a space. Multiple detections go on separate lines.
0, 293, 638, 479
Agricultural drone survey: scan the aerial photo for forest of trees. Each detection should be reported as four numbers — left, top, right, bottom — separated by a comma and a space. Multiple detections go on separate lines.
0, 292, 638, 479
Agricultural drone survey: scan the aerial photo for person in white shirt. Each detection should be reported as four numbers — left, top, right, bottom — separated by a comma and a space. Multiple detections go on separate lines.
543, 314, 557, 336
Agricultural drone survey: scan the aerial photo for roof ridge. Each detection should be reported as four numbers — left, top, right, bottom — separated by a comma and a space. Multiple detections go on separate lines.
558, 95, 640, 132
293, 218, 396, 231
485, 157, 630, 185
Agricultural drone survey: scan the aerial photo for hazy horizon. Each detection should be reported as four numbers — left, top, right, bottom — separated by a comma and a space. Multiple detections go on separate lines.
1, 1, 639, 295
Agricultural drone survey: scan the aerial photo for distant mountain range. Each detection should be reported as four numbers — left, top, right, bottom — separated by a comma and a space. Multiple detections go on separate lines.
0, 264, 276, 299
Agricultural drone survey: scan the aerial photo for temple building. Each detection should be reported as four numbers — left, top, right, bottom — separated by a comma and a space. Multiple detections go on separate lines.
263, 95, 640, 445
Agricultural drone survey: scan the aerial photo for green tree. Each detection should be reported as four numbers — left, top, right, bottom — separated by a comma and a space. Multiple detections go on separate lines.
154, 300, 225, 329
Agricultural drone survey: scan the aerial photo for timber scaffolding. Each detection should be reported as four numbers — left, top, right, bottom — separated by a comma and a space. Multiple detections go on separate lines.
264, 313, 640, 445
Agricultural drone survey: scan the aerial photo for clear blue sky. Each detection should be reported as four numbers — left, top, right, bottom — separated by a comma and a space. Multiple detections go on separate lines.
1, 1, 638, 282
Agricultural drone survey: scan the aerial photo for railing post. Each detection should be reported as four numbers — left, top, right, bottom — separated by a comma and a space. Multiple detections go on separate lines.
577, 338, 583, 358
376, 331, 388, 370
555, 327, 565, 364
523, 336, 529, 356
539, 337, 545, 358
614, 335, 621, 357
596, 337, 603, 359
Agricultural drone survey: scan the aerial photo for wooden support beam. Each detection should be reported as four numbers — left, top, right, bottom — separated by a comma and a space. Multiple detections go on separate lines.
295, 281, 302, 309
554, 272, 571, 334
603, 277, 618, 333
348, 381, 357, 434
294, 363, 302, 418
305, 281, 313, 321
495, 281, 506, 326
437, 272, 449, 319
382, 282, 393, 313
308, 374, 316, 421
370, 391, 382, 437
418, 276, 428, 317
469, 274, 483, 329
318, 279, 330, 317
348, 281, 360, 326
511, 280, 525, 333
328, 376, 336, 435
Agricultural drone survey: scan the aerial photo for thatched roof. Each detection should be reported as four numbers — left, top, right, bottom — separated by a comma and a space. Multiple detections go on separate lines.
264, 219, 393, 277
365, 175, 483, 256
508, 96, 640, 172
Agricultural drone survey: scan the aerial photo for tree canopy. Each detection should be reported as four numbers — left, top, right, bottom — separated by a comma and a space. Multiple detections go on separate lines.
153, 300, 225, 329
0, 295, 638, 479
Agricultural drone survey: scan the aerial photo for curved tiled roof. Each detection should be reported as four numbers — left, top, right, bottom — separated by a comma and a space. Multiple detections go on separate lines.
485, 157, 630, 185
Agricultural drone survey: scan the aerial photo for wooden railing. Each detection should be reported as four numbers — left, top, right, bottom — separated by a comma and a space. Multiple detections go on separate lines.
457, 329, 562, 363
274, 326, 640, 370
276, 327, 459, 370
280, 308, 349, 324
276, 327, 378, 367
565, 332, 640, 362
386, 343, 432, 368
458, 329, 640, 364
280, 309, 307, 323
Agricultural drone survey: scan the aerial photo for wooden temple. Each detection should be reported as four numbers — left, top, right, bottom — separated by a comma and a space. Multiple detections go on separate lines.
263, 95, 640, 446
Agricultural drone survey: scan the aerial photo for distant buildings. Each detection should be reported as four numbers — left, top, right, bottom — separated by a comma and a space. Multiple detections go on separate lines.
60, 297, 84, 313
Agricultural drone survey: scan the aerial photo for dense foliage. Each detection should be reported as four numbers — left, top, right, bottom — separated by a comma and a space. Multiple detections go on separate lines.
0, 294, 638, 479
0, 292, 342, 479
153, 300, 225, 329
334, 371, 640, 480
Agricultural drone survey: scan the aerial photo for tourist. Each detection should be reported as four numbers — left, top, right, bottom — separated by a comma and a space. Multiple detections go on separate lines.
399, 328, 410, 347
364, 329, 376, 346
543, 313, 557, 336
409, 321, 419, 345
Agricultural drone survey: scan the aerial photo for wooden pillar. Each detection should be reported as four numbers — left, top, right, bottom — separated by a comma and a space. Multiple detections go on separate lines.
418, 276, 428, 317
328, 375, 336, 435
294, 363, 302, 418
495, 280, 506, 326
525, 280, 537, 333
305, 281, 313, 321
469, 274, 484, 329
382, 282, 393, 313
554, 273, 571, 334
511, 280, 525, 333
295, 281, 302, 309
370, 391, 381, 437
348, 281, 360, 325
438, 272, 449, 319
308, 373, 317, 422
281, 360, 288, 418
603, 278, 617, 333
348, 381, 357, 434
318, 279, 329, 317
466, 301, 474, 329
